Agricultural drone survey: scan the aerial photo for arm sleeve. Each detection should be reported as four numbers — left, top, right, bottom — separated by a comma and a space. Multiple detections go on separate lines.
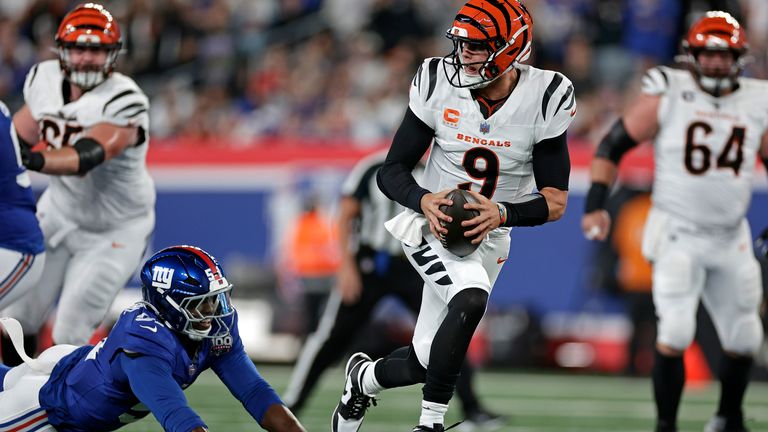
532, 131, 570, 191
212, 347, 283, 424
376, 107, 434, 212
119, 352, 207, 432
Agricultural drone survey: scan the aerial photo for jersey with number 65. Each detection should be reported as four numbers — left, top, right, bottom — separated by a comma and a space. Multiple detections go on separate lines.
409, 58, 576, 204
23, 60, 154, 231
641, 66, 768, 229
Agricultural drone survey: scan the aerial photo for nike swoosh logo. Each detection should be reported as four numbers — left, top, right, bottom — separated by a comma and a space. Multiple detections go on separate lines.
497, 257, 508, 264
139, 325, 157, 333
570, 108, 577, 117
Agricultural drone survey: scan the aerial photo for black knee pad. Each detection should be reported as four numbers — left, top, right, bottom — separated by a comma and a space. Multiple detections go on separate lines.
448, 288, 488, 327
375, 345, 426, 387
401, 345, 427, 383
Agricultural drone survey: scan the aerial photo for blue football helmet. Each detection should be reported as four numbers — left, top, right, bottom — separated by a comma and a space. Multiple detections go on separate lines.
140, 245, 234, 340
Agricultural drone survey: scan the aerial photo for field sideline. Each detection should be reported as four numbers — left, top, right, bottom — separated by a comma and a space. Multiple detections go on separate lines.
119, 366, 768, 431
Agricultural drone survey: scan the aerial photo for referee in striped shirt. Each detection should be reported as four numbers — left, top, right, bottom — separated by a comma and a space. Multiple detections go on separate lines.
283, 151, 506, 430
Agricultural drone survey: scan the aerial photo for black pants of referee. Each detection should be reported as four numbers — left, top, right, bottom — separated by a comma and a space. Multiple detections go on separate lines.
283, 245, 484, 415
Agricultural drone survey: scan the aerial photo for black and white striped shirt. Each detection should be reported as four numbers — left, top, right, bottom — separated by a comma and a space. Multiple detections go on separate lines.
342, 150, 424, 256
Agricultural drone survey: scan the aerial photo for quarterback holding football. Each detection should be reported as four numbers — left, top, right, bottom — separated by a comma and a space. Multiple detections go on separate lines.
331, 1, 574, 431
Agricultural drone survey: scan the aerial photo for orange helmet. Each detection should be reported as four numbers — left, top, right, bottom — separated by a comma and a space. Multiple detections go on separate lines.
444, 0, 533, 89
681, 11, 748, 94
55, 3, 122, 90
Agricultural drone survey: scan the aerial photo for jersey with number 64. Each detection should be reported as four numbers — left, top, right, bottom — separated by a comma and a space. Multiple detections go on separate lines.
23, 60, 154, 231
409, 58, 576, 203
642, 66, 768, 229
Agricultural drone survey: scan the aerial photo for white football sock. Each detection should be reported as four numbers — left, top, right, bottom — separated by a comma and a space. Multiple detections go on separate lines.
360, 359, 384, 396
419, 400, 448, 427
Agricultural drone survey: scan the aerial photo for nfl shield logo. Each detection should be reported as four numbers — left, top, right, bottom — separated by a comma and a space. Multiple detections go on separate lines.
188, 364, 197, 376
479, 121, 491, 134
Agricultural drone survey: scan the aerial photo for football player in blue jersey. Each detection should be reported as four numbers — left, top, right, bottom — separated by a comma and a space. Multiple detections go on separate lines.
0, 100, 45, 312
0, 245, 306, 432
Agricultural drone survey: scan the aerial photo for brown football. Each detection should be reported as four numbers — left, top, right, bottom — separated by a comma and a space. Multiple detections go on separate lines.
438, 189, 481, 258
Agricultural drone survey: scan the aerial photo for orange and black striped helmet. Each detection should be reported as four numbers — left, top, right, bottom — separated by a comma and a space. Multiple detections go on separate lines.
681, 11, 748, 94
444, 0, 533, 89
55, 3, 122, 90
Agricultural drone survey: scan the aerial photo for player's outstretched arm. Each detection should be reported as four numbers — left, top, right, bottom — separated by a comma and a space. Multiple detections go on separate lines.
212, 347, 306, 431
12, 105, 39, 145
260, 404, 306, 432
119, 352, 209, 431
582, 93, 660, 241
17, 122, 138, 175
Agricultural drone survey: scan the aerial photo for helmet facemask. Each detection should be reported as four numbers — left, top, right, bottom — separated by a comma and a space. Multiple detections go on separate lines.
171, 287, 234, 340
55, 3, 123, 91
679, 11, 749, 97
58, 43, 121, 90
682, 45, 747, 96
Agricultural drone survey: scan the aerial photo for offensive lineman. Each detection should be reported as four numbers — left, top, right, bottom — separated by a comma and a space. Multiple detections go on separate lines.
582, 12, 768, 432
332, 1, 575, 431
1, 3, 155, 364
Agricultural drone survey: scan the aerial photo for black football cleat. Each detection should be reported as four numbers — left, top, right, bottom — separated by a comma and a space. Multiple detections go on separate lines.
331, 352, 376, 432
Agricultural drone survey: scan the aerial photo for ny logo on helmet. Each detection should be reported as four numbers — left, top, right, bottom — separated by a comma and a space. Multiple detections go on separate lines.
152, 266, 174, 290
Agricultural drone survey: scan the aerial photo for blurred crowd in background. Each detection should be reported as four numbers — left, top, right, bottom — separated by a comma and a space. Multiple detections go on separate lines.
0, 0, 766, 148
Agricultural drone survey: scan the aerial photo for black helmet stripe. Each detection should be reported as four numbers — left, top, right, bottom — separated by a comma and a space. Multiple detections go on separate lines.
465, 3, 500, 39
501, 0, 529, 56
455, 13, 493, 40
486, 0, 513, 37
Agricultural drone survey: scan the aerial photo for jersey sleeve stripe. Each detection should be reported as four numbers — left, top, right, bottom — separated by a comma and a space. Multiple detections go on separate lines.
641, 67, 668, 95
425, 58, 440, 102
102, 90, 137, 114
28, 65, 39, 88
413, 62, 424, 89
112, 102, 147, 118
554, 84, 574, 113
541, 73, 564, 120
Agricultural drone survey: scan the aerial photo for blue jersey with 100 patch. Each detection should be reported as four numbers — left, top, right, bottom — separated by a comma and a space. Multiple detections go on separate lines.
38, 303, 243, 431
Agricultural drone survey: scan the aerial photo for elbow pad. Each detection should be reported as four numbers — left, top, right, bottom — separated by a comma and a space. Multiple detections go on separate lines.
501, 193, 549, 227
595, 119, 639, 163
73, 137, 106, 174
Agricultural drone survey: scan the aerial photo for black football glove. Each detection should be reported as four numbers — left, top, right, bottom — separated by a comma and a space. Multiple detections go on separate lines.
19, 144, 44, 172
756, 227, 768, 261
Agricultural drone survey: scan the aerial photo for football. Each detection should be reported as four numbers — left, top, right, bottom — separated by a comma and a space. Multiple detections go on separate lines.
438, 189, 481, 258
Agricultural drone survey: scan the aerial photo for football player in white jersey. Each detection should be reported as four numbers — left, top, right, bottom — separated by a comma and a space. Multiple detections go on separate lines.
1, 3, 155, 366
331, 1, 575, 431
582, 12, 768, 432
